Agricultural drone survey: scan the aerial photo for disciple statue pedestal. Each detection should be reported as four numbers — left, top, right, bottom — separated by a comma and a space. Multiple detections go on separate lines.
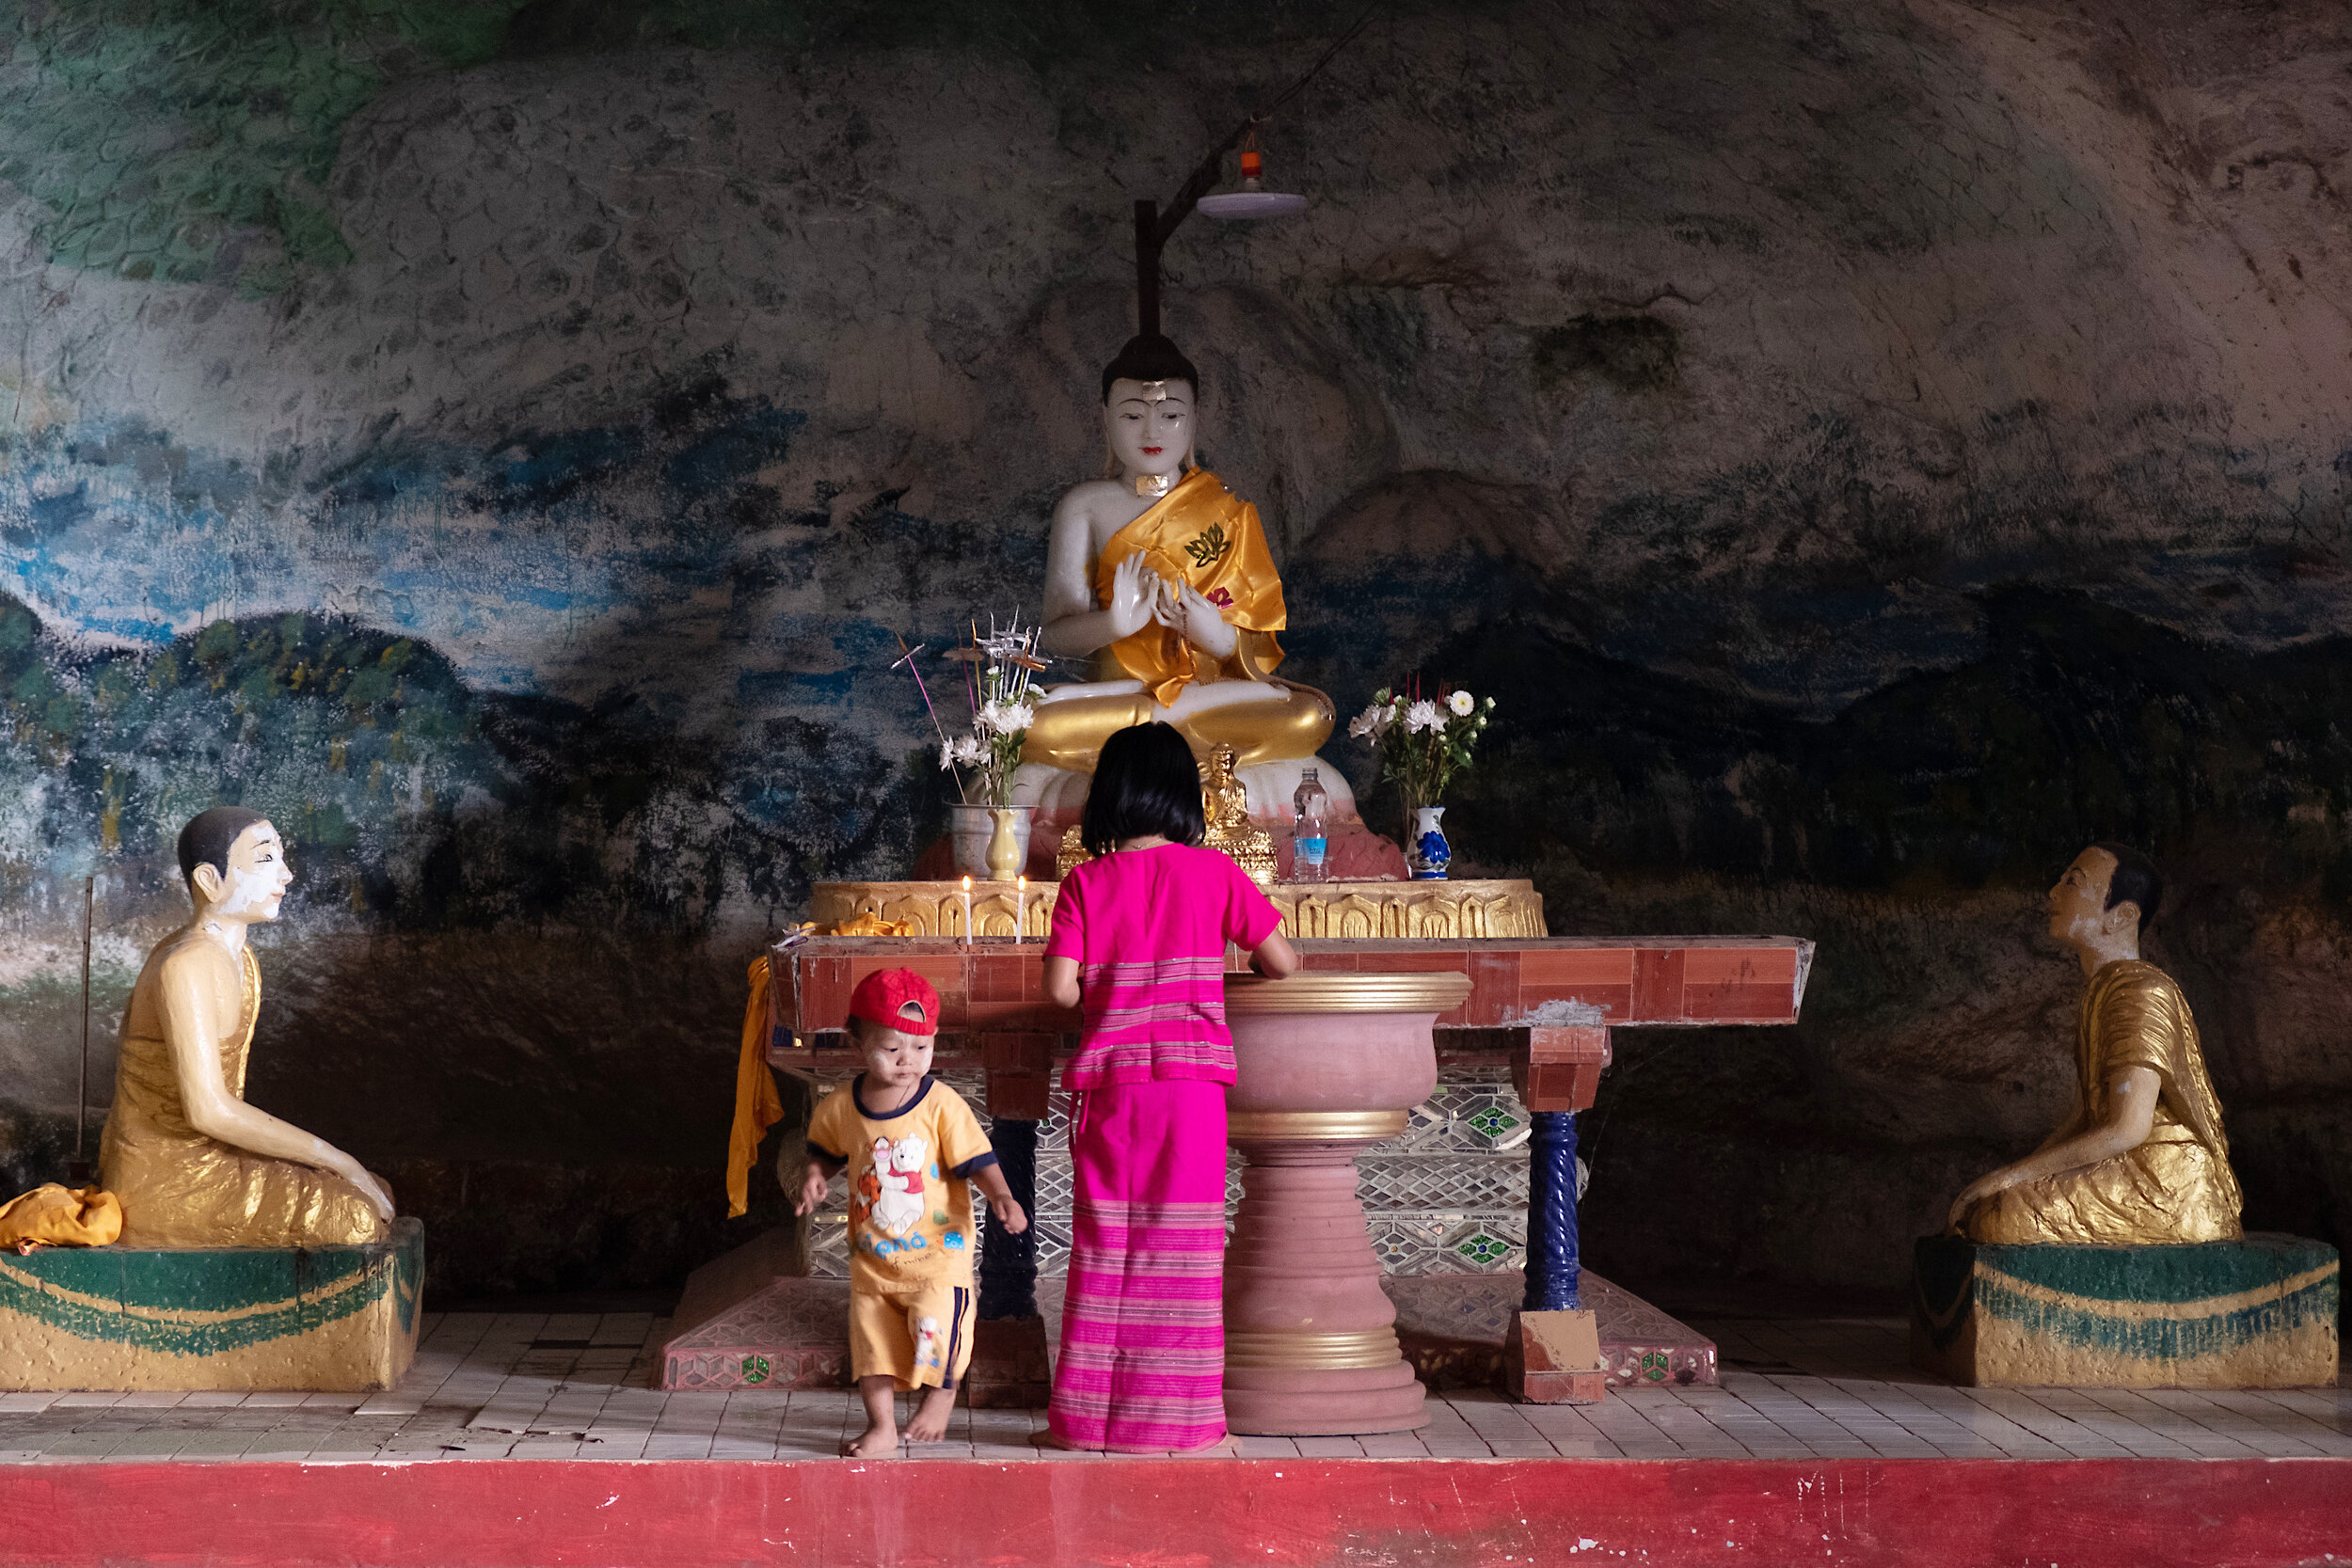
1218, 971, 1469, 1435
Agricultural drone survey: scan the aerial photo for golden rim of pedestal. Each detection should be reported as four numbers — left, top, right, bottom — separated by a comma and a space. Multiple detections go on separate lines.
1224, 1326, 1405, 1371
1225, 1109, 1409, 1143
1223, 970, 1474, 1015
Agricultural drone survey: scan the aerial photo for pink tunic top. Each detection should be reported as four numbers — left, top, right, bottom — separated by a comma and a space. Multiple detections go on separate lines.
1043, 843, 1283, 1089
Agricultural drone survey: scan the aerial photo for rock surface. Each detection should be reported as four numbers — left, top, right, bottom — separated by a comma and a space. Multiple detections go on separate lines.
2, 0, 2348, 1296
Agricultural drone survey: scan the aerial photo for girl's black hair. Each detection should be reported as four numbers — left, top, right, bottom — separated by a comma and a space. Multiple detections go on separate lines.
1080, 722, 1205, 856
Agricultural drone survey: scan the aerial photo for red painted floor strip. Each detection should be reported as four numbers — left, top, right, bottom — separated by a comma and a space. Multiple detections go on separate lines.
3, 1457, 2348, 1568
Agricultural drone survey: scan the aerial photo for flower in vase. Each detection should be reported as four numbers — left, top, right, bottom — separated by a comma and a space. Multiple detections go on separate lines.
1404, 699, 1444, 735
977, 700, 1035, 735
940, 735, 987, 771
1447, 689, 1475, 717
1348, 702, 1392, 741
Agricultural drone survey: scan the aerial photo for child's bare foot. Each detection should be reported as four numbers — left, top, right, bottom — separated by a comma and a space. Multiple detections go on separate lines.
902, 1386, 956, 1443
842, 1418, 899, 1458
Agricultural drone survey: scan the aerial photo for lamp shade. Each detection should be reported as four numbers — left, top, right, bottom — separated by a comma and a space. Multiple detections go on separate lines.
1197, 189, 1309, 219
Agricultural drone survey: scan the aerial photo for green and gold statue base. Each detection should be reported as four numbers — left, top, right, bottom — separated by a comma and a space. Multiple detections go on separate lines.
1911, 1231, 2337, 1388
0, 1219, 424, 1392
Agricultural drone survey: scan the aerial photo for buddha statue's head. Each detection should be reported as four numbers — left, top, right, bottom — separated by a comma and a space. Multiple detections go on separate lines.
2048, 842, 2162, 952
176, 806, 293, 926
1101, 333, 1199, 492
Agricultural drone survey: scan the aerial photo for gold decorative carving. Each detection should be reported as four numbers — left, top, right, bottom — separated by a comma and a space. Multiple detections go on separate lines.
1225, 972, 1473, 1015
1224, 1326, 1404, 1370
1200, 743, 1277, 888
806, 884, 1053, 940
1225, 1109, 1410, 1142
807, 879, 1544, 941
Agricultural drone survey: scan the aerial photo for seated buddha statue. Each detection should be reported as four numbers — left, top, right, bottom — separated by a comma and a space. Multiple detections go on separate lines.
1947, 844, 2242, 1246
1015, 333, 1351, 826
100, 806, 395, 1247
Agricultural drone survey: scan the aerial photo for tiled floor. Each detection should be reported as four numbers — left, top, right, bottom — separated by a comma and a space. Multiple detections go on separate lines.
1, 1309, 2344, 1464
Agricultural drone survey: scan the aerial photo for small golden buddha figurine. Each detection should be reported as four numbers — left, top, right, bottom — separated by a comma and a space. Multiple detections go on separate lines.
1947, 844, 2242, 1246
100, 807, 394, 1247
1200, 743, 1277, 888
1019, 334, 1345, 823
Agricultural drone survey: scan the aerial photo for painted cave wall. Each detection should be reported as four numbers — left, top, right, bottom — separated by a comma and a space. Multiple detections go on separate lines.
4, 0, 2350, 1298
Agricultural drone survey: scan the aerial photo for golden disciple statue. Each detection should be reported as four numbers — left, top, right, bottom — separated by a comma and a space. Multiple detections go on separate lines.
100, 807, 394, 1247
1947, 844, 2242, 1246
1017, 333, 1350, 825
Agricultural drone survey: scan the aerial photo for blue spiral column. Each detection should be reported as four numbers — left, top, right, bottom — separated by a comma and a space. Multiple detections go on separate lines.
1522, 1110, 1581, 1312
977, 1117, 1040, 1320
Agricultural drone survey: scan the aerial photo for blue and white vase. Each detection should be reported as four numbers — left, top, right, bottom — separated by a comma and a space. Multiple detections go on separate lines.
1407, 805, 1452, 879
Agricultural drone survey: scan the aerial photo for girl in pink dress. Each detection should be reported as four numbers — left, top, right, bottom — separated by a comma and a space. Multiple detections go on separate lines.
1041, 721, 1298, 1451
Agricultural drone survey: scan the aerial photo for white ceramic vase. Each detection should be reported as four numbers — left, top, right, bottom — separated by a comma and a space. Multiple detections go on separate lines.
1406, 804, 1452, 880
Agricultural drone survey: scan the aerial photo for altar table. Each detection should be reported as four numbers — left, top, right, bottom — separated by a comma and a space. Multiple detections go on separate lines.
765, 934, 1813, 1371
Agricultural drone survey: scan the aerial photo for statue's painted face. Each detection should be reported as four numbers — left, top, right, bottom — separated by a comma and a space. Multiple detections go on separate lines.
2048, 846, 2122, 945
1104, 377, 1195, 481
207, 821, 293, 922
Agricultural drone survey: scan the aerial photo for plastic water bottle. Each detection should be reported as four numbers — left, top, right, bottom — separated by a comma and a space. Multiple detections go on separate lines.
1292, 768, 1329, 883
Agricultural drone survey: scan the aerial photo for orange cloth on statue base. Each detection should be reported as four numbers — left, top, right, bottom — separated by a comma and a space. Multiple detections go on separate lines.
0, 1183, 122, 1252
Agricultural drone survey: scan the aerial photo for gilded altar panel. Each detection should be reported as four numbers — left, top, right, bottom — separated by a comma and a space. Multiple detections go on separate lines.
809, 880, 1545, 941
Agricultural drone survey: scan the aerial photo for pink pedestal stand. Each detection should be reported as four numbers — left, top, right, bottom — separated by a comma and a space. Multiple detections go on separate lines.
1221, 971, 1472, 1436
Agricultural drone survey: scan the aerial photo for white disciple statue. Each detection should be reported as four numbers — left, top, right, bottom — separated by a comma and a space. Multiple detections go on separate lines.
1946, 844, 2242, 1246
101, 806, 395, 1247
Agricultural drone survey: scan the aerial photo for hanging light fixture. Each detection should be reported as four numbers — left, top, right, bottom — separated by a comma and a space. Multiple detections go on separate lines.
1126, 2, 1379, 336
1197, 126, 1310, 221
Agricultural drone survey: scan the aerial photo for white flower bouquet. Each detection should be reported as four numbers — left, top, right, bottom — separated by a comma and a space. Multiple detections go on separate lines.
1349, 679, 1495, 811
935, 616, 1044, 808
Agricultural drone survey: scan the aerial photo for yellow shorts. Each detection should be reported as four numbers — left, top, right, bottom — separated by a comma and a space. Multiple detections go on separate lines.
850, 1281, 977, 1391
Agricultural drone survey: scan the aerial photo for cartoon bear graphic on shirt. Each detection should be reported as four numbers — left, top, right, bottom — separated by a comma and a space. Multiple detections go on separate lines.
868, 1134, 930, 1238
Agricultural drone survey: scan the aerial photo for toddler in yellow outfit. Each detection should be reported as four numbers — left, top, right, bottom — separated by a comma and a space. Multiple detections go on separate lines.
795, 967, 1027, 1457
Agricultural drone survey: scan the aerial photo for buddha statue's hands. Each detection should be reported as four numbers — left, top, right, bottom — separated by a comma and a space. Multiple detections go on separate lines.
1103, 554, 1158, 641
1154, 579, 1240, 659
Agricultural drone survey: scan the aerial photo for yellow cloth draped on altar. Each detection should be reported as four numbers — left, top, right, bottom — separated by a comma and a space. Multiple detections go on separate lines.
1965, 959, 2243, 1246
726, 955, 787, 1218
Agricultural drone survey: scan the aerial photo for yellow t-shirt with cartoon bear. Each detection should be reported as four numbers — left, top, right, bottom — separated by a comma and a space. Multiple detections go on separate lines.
806, 1075, 996, 1292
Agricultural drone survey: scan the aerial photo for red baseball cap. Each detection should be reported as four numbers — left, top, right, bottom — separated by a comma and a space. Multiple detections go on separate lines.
847, 968, 941, 1037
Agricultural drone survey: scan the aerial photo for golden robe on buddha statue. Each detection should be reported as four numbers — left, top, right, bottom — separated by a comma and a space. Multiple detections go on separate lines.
1024, 467, 1333, 773
1964, 958, 2242, 1246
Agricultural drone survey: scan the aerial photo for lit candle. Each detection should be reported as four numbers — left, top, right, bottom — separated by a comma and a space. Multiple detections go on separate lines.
1015, 875, 1026, 946
961, 875, 974, 946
